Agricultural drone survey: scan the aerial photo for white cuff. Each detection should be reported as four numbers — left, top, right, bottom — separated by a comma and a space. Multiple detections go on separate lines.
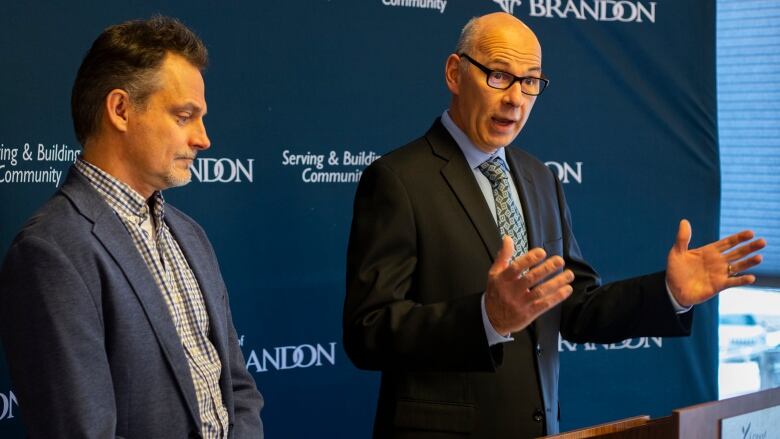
665, 279, 693, 314
481, 293, 514, 346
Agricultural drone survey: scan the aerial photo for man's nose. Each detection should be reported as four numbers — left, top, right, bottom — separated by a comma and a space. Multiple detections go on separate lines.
191, 119, 211, 150
502, 81, 526, 108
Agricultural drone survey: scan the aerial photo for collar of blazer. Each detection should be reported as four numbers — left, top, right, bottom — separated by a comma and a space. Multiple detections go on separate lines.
424, 118, 543, 258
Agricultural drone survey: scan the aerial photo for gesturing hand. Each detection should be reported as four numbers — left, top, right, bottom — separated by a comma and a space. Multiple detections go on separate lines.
484, 236, 574, 335
666, 219, 766, 307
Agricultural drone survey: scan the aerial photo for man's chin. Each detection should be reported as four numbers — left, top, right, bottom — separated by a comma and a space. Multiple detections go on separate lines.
165, 171, 192, 189
490, 134, 520, 149
481, 138, 515, 152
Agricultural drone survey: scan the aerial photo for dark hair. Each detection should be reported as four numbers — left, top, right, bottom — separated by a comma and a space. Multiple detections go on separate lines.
71, 16, 208, 145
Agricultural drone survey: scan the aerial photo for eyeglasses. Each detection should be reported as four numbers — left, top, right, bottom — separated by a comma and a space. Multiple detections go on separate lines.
459, 53, 549, 96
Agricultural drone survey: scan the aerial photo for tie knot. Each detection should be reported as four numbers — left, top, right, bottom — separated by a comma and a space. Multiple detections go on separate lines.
478, 157, 508, 184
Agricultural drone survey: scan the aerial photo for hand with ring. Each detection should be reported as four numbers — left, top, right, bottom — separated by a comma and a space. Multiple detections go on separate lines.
666, 219, 765, 307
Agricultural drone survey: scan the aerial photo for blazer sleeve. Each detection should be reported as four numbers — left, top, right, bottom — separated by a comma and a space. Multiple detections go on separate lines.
343, 162, 496, 373
0, 235, 119, 438
551, 173, 694, 343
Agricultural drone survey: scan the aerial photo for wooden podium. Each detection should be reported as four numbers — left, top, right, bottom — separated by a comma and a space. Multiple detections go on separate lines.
540, 387, 780, 438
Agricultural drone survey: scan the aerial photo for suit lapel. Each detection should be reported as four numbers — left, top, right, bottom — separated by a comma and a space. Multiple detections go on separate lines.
427, 120, 503, 262
60, 171, 201, 426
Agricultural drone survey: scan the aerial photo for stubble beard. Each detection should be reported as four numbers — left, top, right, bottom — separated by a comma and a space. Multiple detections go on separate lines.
165, 166, 192, 188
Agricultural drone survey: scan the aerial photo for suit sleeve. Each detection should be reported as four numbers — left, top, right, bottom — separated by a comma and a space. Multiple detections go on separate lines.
0, 236, 120, 438
551, 173, 694, 343
343, 162, 496, 373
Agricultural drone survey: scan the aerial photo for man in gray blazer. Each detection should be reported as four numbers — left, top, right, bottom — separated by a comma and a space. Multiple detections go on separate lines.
0, 17, 263, 438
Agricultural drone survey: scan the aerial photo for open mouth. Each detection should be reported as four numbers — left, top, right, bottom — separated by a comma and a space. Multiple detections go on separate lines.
492, 117, 516, 128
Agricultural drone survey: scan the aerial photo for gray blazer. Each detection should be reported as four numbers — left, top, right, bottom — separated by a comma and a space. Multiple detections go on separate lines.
0, 169, 263, 438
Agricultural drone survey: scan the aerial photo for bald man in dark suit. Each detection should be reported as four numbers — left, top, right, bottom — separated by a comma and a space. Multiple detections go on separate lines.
344, 12, 764, 438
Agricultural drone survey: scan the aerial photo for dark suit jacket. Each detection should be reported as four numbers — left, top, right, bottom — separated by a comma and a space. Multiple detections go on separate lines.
344, 119, 692, 439
0, 169, 263, 438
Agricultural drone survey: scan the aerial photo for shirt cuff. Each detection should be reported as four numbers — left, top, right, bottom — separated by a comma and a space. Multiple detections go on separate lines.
481, 293, 514, 346
665, 278, 693, 314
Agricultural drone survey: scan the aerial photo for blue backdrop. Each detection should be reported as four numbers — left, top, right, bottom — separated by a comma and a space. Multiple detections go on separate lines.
0, 1, 718, 437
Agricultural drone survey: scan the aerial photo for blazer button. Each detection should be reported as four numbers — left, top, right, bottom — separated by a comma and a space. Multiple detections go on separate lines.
533, 408, 544, 422
536, 344, 543, 356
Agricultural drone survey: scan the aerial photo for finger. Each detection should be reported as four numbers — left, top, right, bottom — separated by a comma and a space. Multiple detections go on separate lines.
528, 269, 574, 299
724, 238, 766, 261
712, 230, 756, 253
527, 284, 573, 318
541, 284, 573, 308
724, 273, 757, 288
489, 236, 515, 275
516, 256, 565, 288
502, 248, 547, 280
729, 254, 763, 274
674, 219, 692, 252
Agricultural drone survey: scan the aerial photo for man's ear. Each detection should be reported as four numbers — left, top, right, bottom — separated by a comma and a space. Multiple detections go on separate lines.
104, 89, 132, 133
445, 54, 462, 96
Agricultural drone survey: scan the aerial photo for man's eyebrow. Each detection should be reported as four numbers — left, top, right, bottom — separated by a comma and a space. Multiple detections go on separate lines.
172, 102, 207, 116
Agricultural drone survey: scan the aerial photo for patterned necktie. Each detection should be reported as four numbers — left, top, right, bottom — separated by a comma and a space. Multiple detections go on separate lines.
478, 156, 528, 258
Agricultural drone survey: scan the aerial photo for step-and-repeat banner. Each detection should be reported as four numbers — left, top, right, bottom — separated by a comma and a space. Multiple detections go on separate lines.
0, 1, 718, 437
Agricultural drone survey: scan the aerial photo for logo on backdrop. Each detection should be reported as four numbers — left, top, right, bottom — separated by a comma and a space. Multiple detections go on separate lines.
559, 335, 663, 352
240, 335, 338, 373
281, 149, 380, 184
381, 0, 447, 14
0, 142, 80, 187
0, 390, 17, 421
189, 157, 254, 183
494, 0, 657, 24
545, 161, 582, 184
495, 0, 523, 14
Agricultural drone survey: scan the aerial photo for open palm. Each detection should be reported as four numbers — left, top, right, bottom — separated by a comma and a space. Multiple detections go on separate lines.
666, 220, 765, 307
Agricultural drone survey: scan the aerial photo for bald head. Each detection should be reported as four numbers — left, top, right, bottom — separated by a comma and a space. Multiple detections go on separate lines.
455, 13, 540, 60
445, 12, 544, 152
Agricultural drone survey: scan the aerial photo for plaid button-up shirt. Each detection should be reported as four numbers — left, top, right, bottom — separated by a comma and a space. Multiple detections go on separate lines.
75, 158, 229, 438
